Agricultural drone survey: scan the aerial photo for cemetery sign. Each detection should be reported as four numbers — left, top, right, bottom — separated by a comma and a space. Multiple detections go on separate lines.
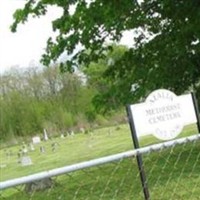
126, 89, 199, 200
129, 89, 197, 140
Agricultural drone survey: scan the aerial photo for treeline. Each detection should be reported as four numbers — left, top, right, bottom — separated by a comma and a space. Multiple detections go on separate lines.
0, 66, 125, 142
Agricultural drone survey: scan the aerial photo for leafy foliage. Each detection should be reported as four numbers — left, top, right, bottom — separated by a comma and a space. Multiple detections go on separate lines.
11, 0, 200, 104
83, 45, 131, 112
0, 67, 93, 140
0, 66, 129, 141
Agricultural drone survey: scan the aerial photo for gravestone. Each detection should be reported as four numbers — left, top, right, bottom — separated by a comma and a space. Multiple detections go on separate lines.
17, 149, 23, 163
51, 142, 59, 152
40, 146, 45, 153
29, 143, 35, 151
60, 133, 65, 139
21, 156, 32, 166
32, 136, 41, 144
71, 130, 74, 137
67, 130, 74, 138
22, 142, 28, 155
67, 131, 70, 137
43, 129, 49, 141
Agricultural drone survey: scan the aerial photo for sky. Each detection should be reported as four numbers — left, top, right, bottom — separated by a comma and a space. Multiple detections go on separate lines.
0, 0, 133, 74
0, 0, 62, 74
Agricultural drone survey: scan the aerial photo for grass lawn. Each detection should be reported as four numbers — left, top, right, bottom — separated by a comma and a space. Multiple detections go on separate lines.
0, 124, 134, 181
0, 123, 200, 199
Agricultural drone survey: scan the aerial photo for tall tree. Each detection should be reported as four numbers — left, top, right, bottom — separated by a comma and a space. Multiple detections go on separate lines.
83, 44, 130, 112
0, 66, 98, 140
11, 0, 200, 102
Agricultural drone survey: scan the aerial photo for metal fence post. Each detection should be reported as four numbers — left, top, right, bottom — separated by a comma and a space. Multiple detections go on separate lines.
191, 92, 200, 133
126, 105, 150, 200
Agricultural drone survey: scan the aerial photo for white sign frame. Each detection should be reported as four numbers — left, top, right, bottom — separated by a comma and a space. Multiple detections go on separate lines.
128, 89, 198, 141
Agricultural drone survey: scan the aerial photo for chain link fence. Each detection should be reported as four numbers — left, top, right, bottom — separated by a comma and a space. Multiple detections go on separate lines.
0, 134, 200, 200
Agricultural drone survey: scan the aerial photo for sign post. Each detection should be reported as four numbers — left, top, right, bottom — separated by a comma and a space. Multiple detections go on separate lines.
191, 92, 200, 133
126, 106, 150, 200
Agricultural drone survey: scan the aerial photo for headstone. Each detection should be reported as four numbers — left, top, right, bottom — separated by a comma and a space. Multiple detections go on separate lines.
71, 130, 74, 137
51, 142, 59, 152
43, 129, 48, 141
21, 156, 32, 166
29, 143, 35, 151
67, 130, 74, 138
17, 149, 23, 163
17, 149, 22, 159
40, 146, 45, 153
32, 136, 41, 144
67, 131, 70, 137
60, 133, 65, 139
22, 142, 28, 155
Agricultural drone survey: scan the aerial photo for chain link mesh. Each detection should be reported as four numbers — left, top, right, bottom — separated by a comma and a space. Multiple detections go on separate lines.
0, 135, 200, 200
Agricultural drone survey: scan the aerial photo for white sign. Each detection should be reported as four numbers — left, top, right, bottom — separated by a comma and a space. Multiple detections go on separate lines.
130, 89, 197, 140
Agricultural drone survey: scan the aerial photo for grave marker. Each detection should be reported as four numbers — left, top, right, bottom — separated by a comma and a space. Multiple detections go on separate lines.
21, 156, 32, 166
29, 143, 35, 151
32, 136, 41, 144
17, 149, 23, 163
71, 130, 74, 137
43, 129, 49, 141
40, 146, 45, 153
22, 142, 28, 155
51, 142, 59, 152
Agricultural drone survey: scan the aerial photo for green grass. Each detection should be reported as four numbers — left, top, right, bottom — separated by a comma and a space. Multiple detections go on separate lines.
0, 124, 133, 181
0, 123, 200, 199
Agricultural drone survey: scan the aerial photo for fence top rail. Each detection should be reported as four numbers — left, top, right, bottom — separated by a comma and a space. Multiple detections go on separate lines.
0, 134, 199, 190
